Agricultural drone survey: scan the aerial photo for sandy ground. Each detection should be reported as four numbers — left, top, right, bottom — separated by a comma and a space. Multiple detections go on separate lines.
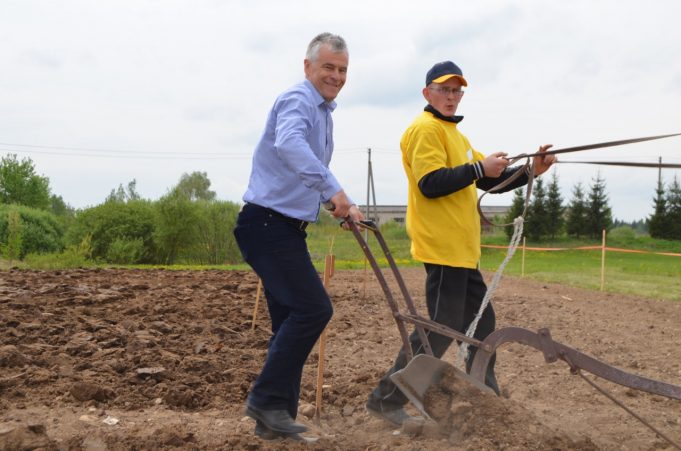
1, 266, 681, 450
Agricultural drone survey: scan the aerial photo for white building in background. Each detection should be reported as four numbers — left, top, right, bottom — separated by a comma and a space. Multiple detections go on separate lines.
358, 205, 510, 231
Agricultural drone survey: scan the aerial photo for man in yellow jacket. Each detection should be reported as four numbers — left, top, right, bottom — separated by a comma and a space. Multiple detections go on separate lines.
367, 60, 556, 425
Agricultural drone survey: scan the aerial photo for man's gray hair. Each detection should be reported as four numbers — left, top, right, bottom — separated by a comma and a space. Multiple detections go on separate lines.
306, 33, 347, 62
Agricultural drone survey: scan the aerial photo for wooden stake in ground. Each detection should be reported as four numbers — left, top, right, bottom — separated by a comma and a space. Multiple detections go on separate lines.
600, 229, 606, 291
362, 257, 368, 299
521, 236, 526, 277
250, 278, 262, 331
315, 252, 335, 421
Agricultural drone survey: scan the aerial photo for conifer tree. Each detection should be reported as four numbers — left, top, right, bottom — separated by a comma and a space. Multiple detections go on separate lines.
666, 176, 681, 240
586, 172, 612, 239
566, 182, 588, 238
648, 176, 669, 238
525, 178, 548, 240
545, 172, 564, 239
504, 188, 526, 239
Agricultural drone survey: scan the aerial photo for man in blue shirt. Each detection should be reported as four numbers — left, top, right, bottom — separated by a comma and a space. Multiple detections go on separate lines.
234, 32, 363, 441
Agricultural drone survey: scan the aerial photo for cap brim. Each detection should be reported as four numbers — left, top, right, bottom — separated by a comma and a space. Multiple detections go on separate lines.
432, 74, 468, 87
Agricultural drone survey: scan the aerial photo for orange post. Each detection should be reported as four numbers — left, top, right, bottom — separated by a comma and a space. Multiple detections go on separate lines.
600, 229, 606, 291
250, 278, 262, 331
315, 254, 334, 421
362, 258, 368, 299
521, 236, 526, 277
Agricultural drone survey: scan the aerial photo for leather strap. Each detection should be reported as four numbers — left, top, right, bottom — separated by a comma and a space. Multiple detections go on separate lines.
479, 132, 681, 227
506, 132, 681, 161
559, 160, 681, 169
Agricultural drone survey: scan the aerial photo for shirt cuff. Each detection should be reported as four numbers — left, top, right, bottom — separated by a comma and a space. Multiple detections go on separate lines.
471, 161, 485, 180
320, 173, 343, 203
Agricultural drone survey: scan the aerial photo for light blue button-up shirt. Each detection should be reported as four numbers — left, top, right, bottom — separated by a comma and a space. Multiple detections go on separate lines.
243, 79, 345, 222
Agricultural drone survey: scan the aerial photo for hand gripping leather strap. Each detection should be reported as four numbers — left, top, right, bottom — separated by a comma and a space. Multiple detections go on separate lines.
478, 132, 681, 227
477, 157, 535, 227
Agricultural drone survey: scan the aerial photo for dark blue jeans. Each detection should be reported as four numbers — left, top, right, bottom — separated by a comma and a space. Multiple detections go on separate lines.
233, 203, 333, 419
367, 264, 499, 412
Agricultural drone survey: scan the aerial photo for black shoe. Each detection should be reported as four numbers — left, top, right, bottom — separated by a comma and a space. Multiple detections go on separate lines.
245, 403, 308, 434
254, 420, 281, 440
366, 402, 413, 426
254, 421, 305, 441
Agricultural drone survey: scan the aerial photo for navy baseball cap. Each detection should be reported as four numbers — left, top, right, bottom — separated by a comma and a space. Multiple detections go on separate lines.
426, 61, 468, 86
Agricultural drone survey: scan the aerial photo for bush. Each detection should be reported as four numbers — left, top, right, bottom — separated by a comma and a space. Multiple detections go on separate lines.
608, 226, 637, 243
153, 192, 200, 264
154, 195, 242, 265
193, 200, 242, 264
66, 200, 156, 263
0, 204, 63, 257
23, 249, 91, 270
106, 237, 145, 264
23, 235, 94, 269
1, 208, 22, 263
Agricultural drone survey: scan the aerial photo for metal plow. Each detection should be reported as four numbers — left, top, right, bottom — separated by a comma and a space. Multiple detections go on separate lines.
389, 353, 495, 420
348, 220, 681, 448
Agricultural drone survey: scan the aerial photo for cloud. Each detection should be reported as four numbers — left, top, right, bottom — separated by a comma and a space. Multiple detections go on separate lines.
1, 0, 680, 221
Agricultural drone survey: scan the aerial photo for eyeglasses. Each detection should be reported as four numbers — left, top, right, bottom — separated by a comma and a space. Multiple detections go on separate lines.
429, 86, 465, 97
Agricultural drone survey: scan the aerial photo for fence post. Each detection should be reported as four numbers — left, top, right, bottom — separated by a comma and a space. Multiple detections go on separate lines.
315, 253, 334, 421
521, 236, 526, 277
363, 258, 368, 299
250, 278, 262, 331
600, 229, 606, 291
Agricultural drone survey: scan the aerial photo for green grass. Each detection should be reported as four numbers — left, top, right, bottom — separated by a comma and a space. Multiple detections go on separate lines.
4, 221, 681, 302
305, 219, 416, 269
306, 221, 681, 302
477, 226, 681, 301
480, 247, 681, 301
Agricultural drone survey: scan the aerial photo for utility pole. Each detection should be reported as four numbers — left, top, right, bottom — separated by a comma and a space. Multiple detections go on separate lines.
365, 148, 378, 222
363, 147, 378, 298
366, 147, 371, 221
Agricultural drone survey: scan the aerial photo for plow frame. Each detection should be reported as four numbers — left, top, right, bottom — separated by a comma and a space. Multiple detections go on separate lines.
348, 219, 681, 401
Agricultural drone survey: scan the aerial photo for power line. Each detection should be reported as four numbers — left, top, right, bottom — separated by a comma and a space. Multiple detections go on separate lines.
0, 149, 252, 160
0, 142, 390, 160
0, 143, 252, 160
4, 141, 676, 165
0, 141, 228, 155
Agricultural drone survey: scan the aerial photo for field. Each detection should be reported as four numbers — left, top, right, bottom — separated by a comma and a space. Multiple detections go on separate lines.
304, 221, 681, 301
2, 266, 681, 450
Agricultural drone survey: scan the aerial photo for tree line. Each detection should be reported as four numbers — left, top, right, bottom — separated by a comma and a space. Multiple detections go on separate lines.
504, 170, 681, 241
2, 153, 681, 265
0, 154, 242, 265
504, 172, 612, 240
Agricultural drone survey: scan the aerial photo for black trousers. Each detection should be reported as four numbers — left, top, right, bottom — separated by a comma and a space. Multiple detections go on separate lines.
234, 203, 333, 418
367, 264, 499, 412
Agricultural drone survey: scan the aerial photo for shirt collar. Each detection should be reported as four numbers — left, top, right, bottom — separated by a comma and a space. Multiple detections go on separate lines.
424, 104, 463, 123
304, 79, 337, 111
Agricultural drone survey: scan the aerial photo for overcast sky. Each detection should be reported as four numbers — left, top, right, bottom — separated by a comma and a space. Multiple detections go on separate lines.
2, 0, 680, 221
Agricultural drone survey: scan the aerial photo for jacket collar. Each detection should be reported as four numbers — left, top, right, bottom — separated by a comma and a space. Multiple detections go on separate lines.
424, 104, 463, 123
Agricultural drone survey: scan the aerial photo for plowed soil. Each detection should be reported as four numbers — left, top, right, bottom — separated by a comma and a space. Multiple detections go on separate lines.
1, 267, 680, 450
